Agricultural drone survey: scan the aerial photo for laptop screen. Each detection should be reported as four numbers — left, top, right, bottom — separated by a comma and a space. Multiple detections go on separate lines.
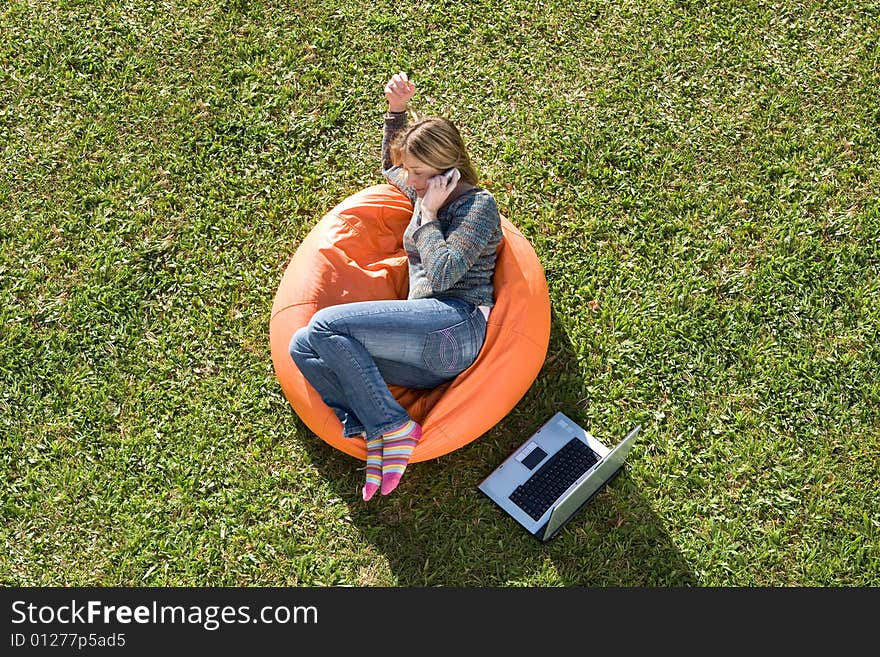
542, 426, 641, 540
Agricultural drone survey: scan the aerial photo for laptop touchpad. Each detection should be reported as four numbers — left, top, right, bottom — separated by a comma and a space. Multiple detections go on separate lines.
517, 444, 547, 470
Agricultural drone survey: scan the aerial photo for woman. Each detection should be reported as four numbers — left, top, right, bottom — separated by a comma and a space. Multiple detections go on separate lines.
290, 72, 502, 500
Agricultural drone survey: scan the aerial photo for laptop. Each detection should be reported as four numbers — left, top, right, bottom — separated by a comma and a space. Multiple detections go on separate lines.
478, 412, 641, 542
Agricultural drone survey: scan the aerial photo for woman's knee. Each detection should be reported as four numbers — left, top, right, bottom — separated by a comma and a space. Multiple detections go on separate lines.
307, 304, 357, 341
307, 307, 333, 333
292, 308, 349, 361
289, 326, 313, 365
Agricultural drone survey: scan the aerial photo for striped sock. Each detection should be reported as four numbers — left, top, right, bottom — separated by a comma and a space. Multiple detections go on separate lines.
381, 420, 422, 495
362, 436, 383, 501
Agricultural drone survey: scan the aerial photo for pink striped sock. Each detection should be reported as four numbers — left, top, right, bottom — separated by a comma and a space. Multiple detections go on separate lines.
381, 420, 422, 495
362, 436, 383, 501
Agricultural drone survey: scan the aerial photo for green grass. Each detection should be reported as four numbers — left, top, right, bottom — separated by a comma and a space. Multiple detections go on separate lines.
1, 0, 878, 586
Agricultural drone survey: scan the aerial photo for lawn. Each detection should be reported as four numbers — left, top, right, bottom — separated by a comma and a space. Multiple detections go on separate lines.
1, 0, 878, 586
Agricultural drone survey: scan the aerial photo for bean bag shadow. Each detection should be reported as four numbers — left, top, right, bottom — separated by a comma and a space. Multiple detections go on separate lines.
269, 184, 550, 462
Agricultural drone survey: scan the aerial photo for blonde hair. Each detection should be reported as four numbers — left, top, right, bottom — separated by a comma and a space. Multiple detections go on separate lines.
390, 117, 480, 186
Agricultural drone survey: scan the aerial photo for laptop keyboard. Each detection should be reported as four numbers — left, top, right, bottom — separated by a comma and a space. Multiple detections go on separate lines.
509, 437, 599, 521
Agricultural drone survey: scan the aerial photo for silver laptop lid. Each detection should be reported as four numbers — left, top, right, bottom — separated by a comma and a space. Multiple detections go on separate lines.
541, 425, 642, 541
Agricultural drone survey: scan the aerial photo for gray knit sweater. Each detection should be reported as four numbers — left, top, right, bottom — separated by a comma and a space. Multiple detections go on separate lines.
381, 112, 501, 308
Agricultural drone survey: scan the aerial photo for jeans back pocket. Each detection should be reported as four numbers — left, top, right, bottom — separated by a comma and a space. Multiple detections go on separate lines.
422, 307, 486, 377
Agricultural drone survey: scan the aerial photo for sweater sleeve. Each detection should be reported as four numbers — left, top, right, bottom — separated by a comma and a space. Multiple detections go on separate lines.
381, 112, 409, 194
410, 193, 500, 292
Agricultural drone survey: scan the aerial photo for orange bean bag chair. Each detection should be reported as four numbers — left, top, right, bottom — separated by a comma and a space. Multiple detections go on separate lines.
269, 183, 550, 462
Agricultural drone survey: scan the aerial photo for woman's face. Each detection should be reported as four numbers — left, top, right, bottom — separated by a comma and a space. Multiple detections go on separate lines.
401, 153, 442, 198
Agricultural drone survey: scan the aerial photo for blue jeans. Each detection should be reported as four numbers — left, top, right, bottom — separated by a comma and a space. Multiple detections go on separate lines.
289, 296, 487, 441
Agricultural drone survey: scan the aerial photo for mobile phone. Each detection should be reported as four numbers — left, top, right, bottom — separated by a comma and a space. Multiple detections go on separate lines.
441, 167, 458, 183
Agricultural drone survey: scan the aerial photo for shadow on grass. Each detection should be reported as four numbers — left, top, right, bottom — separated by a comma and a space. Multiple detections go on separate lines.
292, 308, 696, 586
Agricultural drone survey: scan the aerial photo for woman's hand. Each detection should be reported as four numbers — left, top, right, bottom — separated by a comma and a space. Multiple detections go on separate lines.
420, 168, 461, 216
384, 71, 416, 113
